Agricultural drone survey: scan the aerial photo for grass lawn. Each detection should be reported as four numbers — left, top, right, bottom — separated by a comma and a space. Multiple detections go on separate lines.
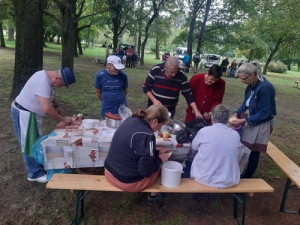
0, 42, 299, 225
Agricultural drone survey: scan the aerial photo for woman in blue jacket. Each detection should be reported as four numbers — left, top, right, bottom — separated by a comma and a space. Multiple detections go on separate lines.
229, 62, 276, 178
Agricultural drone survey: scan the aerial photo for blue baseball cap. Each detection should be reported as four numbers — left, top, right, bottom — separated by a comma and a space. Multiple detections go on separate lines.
60, 66, 75, 88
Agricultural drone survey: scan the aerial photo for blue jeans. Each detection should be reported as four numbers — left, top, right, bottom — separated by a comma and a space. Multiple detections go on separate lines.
230, 68, 236, 77
11, 105, 44, 179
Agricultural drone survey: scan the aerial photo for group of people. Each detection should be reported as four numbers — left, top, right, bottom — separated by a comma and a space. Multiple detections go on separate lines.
11, 54, 276, 206
220, 57, 245, 77
105, 45, 138, 68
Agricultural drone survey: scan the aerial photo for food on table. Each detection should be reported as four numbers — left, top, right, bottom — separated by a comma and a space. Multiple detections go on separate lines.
105, 112, 122, 120
176, 143, 183, 148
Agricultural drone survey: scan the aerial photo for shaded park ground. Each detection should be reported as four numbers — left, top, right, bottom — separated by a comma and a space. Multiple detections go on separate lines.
0, 46, 299, 224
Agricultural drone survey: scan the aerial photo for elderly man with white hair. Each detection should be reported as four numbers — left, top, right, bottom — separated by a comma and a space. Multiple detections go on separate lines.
191, 104, 241, 189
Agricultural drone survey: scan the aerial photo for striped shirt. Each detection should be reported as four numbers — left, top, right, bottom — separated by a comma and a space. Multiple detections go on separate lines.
142, 63, 195, 109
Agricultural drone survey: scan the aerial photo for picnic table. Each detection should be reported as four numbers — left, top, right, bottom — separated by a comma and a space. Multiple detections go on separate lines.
41, 119, 191, 170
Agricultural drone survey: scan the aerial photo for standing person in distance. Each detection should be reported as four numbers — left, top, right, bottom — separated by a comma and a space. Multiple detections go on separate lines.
11, 67, 76, 183
95, 55, 128, 119
192, 52, 201, 73
230, 59, 238, 77
229, 62, 276, 178
220, 57, 229, 76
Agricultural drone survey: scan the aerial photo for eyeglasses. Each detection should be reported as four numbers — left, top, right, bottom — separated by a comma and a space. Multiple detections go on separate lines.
239, 74, 251, 81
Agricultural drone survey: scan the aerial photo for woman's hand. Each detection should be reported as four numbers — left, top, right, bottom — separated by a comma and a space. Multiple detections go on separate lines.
159, 153, 169, 162
156, 146, 171, 153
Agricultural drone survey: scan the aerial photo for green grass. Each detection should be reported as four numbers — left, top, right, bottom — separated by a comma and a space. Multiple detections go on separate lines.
1, 41, 300, 225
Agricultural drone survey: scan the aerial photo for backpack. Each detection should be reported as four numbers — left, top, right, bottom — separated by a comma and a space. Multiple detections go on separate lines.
176, 117, 207, 143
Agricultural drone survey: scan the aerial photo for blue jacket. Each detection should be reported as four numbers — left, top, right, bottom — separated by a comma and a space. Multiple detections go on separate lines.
236, 77, 276, 126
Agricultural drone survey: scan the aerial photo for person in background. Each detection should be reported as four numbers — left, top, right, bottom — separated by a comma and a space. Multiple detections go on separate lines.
185, 64, 225, 125
183, 51, 190, 68
220, 57, 229, 76
95, 55, 128, 119
230, 59, 238, 77
118, 47, 124, 61
238, 60, 244, 68
192, 52, 201, 73
191, 104, 241, 188
162, 53, 167, 63
125, 48, 132, 68
131, 51, 138, 68
104, 44, 110, 66
143, 56, 201, 119
11, 67, 76, 183
229, 62, 276, 178
104, 105, 171, 205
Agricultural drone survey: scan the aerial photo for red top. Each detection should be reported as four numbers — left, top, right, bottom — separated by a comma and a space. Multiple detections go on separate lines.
185, 73, 225, 125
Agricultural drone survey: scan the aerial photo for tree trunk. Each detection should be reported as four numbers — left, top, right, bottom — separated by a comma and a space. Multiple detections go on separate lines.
155, 37, 160, 60
60, 0, 76, 70
248, 49, 254, 62
78, 38, 83, 55
187, 0, 201, 64
140, 0, 164, 65
196, 0, 211, 53
263, 38, 283, 75
8, 27, 14, 41
0, 23, 6, 47
10, 0, 43, 99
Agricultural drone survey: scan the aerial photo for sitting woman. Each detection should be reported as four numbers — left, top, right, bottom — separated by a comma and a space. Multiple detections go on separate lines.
104, 105, 171, 203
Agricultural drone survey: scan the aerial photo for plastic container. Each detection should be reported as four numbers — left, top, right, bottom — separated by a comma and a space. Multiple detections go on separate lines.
161, 161, 183, 188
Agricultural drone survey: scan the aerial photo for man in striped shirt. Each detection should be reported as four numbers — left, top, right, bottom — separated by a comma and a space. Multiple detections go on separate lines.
143, 57, 201, 119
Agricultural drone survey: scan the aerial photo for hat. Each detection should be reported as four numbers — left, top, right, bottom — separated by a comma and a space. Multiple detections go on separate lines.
107, 55, 125, 70
60, 66, 75, 88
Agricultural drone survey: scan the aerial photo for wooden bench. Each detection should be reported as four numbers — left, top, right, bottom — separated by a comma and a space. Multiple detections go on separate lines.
266, 141, 300, 214
47, 174, 273, 225
295, 78, 300, 88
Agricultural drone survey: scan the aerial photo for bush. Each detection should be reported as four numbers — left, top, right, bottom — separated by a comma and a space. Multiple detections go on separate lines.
268, 60, 288, 73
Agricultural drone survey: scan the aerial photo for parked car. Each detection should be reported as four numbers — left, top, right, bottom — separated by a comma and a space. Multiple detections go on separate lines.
201, 54, 220, 68
175, 47, 187, 62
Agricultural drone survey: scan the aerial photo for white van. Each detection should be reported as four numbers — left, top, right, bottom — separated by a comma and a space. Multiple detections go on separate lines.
201, 54, 220, 68
175, 47, 187, 61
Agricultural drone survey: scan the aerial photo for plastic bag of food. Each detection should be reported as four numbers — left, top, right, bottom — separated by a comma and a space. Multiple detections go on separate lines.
118, 104, 132, 120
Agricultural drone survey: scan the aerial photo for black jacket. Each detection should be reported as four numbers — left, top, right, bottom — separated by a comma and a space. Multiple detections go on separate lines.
104, 117, 162, 183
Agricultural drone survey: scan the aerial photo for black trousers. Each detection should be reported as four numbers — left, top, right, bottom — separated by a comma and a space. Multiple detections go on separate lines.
241, 151, 261, 178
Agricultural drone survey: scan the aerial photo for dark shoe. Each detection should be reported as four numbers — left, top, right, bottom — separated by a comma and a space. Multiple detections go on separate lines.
193, 193, 204, 202
146, 194, 164, 206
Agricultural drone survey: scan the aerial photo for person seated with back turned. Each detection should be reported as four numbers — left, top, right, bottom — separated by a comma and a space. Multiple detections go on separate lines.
190, 104, 241, 188
104, 105, 171, 205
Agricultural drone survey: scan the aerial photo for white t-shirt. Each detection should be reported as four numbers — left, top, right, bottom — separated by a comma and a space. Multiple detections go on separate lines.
190, 123, 241, 188
16, 70, 53, 117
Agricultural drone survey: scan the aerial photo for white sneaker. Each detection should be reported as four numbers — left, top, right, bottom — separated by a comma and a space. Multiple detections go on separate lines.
27, 174, 47, 183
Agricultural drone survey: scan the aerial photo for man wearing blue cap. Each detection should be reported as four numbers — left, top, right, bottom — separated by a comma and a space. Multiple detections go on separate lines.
11, 67, 76, 183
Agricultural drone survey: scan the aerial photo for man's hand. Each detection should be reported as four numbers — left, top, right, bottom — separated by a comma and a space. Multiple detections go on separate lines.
56, 107, 64, 116
153, 99, 162, 105
157, 146, 171, 153
63, 116, 73, 125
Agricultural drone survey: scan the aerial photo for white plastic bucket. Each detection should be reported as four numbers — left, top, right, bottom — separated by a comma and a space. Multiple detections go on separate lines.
161, 161, 183, 188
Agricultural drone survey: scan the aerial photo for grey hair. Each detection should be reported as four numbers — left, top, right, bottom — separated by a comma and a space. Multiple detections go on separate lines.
237, 63, 264, 82
165, 56, 179, 68
211, 104, 230, 124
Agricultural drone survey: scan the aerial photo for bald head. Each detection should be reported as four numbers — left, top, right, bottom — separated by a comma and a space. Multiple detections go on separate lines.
165, 56, 179, 68
164, 57, 179, 79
